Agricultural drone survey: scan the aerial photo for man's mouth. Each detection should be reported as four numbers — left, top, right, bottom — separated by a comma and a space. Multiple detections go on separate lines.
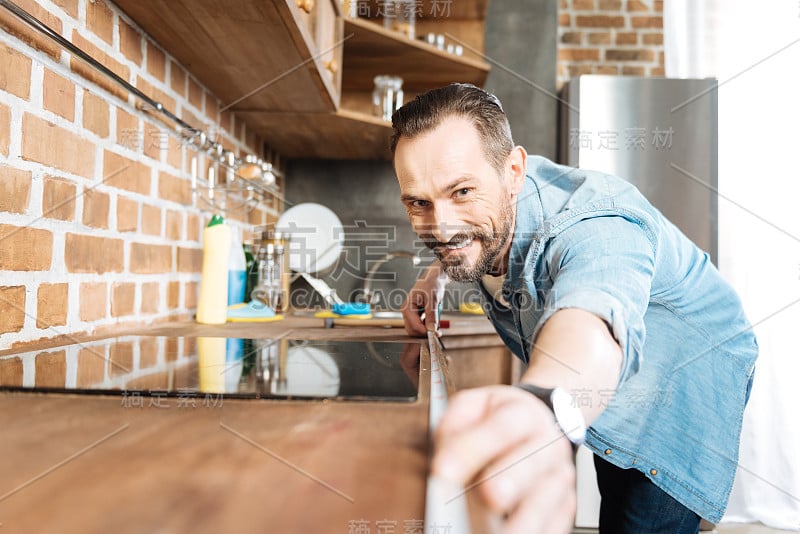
444, 237, 474, 250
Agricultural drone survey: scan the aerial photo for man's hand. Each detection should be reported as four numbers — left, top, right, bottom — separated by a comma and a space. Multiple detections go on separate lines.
432, 385, 577, 533
401, 261, 449, 336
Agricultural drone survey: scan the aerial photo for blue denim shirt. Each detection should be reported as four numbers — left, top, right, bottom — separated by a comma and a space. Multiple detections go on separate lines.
480, 156, 758, 523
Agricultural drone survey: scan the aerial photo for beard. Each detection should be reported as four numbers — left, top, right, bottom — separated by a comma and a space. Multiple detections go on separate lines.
422, 198, 515, 282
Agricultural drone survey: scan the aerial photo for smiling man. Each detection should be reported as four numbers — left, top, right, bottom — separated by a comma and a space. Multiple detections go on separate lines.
392, 84, 758, 533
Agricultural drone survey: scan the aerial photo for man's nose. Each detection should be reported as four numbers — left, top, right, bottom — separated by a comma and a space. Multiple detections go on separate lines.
427, 203, 461, 243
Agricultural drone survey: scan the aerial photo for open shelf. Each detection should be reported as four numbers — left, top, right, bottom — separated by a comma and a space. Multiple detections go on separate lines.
342, 17, 490, 91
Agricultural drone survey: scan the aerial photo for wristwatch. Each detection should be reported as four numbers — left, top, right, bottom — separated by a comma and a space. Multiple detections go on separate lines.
515, 383, 587, 450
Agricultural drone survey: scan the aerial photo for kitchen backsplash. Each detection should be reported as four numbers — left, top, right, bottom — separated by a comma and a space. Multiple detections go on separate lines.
557, 0, 664, 87
0, 0, 282, 350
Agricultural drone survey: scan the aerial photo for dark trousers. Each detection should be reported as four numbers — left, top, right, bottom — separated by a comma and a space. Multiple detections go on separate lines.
593, 455, 702, 534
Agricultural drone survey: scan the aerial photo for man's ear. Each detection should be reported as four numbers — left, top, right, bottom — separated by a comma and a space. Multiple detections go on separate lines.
506, 146, 527, 196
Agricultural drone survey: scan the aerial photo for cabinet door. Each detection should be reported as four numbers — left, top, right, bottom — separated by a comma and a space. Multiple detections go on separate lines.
445, 343, 515, 391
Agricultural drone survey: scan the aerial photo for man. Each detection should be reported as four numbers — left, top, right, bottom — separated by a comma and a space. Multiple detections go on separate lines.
392, 84, 758, 533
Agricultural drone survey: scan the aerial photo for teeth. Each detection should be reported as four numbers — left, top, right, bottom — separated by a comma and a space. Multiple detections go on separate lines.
445, 238, 473, 250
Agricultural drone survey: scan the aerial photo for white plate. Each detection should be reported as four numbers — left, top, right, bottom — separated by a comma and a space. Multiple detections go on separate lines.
276, 203, 344, 273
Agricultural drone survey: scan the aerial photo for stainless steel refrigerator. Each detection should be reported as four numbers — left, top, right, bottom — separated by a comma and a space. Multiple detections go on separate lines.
558, 75, 718, 528
559, 75, 718, 261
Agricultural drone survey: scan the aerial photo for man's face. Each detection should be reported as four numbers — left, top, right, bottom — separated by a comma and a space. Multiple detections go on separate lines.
394, 116, 522, 282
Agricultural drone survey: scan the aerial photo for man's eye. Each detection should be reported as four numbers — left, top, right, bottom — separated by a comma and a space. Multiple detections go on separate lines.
410, 200, 430, 208
455, 188, 471, 197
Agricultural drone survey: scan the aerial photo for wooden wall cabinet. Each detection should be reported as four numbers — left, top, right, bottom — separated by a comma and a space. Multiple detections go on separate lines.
115, 0, 490, 160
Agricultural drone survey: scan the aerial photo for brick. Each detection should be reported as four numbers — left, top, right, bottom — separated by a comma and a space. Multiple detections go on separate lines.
627, 0, 651, 11
129, 242, 172, 274
83, 92, 110, 138
141, 204, 161, 236
188, 76, 204, 111
0, 0, 62, 59
22, 114, 96, 179
137, 78, 176, 121
42, 176, 76, 221
631, 16, 663, 28
560, 32, 582, 45
119, 19, 143, 66
53, 0, 78, 18
0, 103, 9, 155
37, 283, 68, 329
0, 45, 32, 100
615, 32, 638, 45
79, 282, 107, 321
143, 120, 163, 161
146, 41, 166, 81
167, 281, 180, 309
0, 166, 32, 214
587, 32, 611, 45
0, 225, 53, 271
598, 0, 621, 9
158, 171, 191, 205
0, 286, 26, 333
567, 65, 595, 78
139, 336, 159, 368
165, 210, 182, 240
654, 0, 663, 11
650, 66, 665, 76
622, 66, 646, 75
248, 206, 266, 226
70, 31, 130, 100
205, 91, 219, 123
575, 15, 625, 28
103, 150, 152, 195
111, 282, 135, 317
558, 48, 600, 61
116, 195, 138, 232
64, 233, 124, 273
86, 0, 114, 44
642, 33, 663, 45
82, 189, 109, 229
572, 0, 594, 9
34, 350, 66, 388
169, 60, 186, 97
109, 341, 133, 377
606, 49, 655, 61
184, 281, 197, 309
219, 110, 233, 134
141, 282, 160, 314
166, 135, 183, 170
126, 372, 168, 390
177, 246, 202, 273
76, 346, 106, 387
596, 65, 619, 74
116, 107, 140, 150
43, 70, 76, 122
0, 357, 23, 386
186, 213, 200, 241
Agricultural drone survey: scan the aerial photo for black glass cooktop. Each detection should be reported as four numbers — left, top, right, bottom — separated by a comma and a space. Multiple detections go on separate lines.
0, 336, 421, 402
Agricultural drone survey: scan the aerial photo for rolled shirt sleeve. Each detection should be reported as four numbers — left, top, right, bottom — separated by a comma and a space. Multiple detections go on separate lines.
532, 216, 656, 386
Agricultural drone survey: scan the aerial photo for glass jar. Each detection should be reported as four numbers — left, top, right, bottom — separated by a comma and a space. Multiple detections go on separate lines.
372, 75, 404, 121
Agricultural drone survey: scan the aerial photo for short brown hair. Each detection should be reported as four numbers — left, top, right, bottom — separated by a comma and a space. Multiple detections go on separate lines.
390, 83, 514, 174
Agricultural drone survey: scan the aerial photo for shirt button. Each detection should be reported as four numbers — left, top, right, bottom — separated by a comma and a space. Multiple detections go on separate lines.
604, 449, 612, 455
650, 469, 658, 476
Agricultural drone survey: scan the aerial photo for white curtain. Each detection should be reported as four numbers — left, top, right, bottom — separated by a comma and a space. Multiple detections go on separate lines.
664, 0, 800, 529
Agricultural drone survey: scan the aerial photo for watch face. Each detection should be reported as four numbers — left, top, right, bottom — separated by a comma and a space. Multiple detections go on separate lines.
551, 387, 587, 445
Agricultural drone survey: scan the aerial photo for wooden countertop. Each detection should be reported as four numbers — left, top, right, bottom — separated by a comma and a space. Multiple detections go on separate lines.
0, 313, 502, 533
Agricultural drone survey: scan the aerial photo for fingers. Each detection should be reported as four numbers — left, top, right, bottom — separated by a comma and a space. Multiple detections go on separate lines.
433, 388, 552, 485
503, 452, 576, 534
401, 298, 426, 337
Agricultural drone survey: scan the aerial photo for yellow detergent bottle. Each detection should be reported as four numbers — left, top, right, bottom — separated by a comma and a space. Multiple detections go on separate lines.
196, 214, 231, 324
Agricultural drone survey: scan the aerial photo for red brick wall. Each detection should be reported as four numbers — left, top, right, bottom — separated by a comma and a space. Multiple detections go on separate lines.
0, 0, 282, 349
558, 0, 664, 87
